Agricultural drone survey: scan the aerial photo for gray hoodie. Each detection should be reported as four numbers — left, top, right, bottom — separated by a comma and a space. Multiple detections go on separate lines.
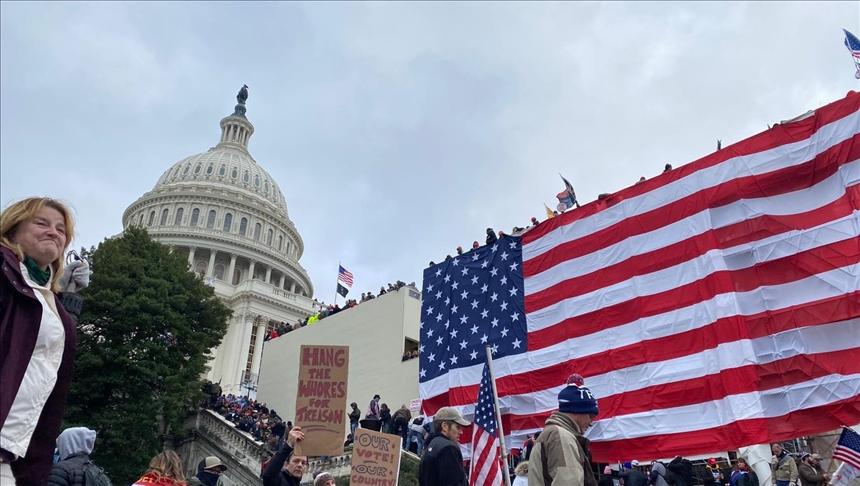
651, 462, 670, 486
57, 427, 96, 460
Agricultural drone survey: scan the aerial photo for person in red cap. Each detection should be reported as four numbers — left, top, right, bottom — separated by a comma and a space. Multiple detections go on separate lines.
529, 374, 598, 486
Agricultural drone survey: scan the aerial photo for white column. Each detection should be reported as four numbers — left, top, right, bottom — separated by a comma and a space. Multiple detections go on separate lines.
188, 247, 196, 267
290, 281, 296, 293
248, 260, 256, 280
206, 250, 217, 277
227, 254, 237, 284
279, 274, 286, 289
264, 267, 272, 284
250, 320, 267, 382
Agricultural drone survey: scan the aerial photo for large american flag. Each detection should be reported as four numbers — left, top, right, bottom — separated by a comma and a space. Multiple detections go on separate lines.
338, 264, 354, 288
470, 363, 505, 486
419, 92, 860, 462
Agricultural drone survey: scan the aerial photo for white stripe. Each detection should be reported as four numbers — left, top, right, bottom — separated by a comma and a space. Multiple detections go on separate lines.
420, 265, 859, 398
471, 430, 498, 484
523, 109, 860, 261
525, 160, 860, 295
452, 318, 860, 422
586, 372, 860, 441
526, 209, 860, 333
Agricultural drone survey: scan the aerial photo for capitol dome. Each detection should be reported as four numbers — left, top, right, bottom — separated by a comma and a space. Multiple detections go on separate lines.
122, 88, 316, 394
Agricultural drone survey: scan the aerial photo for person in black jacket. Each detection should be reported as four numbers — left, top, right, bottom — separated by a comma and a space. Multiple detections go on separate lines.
418, 407, 471, 486
47, 427, 108, 486
262, 427, 307, 486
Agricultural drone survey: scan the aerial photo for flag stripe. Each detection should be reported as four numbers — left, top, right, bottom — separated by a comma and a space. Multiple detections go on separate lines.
525, 147, 860, 297
423, 316, 860, 416
525, 162, 860, 300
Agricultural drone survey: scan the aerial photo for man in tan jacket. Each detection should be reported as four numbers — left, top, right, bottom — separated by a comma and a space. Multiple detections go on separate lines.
529, 374, 598, 486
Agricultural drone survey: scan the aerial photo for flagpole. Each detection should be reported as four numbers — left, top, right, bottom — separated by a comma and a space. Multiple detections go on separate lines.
333, 262, 339, 306
485, 346, 512, 486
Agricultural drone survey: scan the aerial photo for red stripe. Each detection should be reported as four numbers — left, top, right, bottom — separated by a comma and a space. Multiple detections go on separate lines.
587, 398, 860, 462
470, 430, 501, 486
833, 447, 860, 468
524, 133, 860, 288
523, 91, 860, 245
526, 183, 860, 310
528, 237, 860, 351
422, 291, 860, 414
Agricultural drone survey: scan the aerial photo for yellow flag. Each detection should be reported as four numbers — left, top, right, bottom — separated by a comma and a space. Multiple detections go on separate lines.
545, 203, 555, 219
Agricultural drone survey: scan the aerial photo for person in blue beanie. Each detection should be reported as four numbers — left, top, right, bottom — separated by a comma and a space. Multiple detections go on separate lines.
529, 374, 598, 486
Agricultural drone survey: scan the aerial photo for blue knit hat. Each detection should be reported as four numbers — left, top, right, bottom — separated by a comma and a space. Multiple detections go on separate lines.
558, 374, 598, 415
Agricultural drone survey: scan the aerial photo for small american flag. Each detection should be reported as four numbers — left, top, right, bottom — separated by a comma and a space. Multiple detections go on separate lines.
337, 265, 354, 288
469, 362, 504, 486
834, 427, 860, 469
844, 29, 860, 79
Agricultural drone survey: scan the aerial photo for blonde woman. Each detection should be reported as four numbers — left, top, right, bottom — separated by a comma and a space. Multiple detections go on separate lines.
513, 461, 529, 486
1, 197, 77, 485
133, 450, 188, 486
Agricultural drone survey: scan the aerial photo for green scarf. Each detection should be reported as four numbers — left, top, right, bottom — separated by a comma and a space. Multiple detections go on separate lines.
23, 256, 51, 286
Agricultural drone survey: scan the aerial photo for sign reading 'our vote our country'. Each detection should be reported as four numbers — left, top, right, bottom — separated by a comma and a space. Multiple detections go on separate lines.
294, 345, 349, 457
350, 428, 401, 486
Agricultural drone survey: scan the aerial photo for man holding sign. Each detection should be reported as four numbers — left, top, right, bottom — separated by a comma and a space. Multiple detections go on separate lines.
262, 427, 308, 486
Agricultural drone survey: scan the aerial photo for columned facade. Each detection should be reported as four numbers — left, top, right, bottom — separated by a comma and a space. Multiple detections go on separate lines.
122, 91, 316, 394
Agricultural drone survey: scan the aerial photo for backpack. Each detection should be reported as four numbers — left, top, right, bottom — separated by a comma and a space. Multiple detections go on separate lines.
83, 461, 112, 486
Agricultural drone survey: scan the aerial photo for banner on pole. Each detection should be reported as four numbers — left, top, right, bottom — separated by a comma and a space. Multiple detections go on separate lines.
294, 345, 349, 457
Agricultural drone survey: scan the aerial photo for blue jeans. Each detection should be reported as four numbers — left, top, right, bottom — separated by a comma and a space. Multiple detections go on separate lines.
776, 480, 790, 486
350, 421, 358, 438
408, 431, 424, 455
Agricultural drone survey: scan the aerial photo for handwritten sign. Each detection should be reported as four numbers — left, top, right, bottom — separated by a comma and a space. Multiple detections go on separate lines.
294, 345, 349, 457
350, 428, 401, 486
409, 398, 422, 415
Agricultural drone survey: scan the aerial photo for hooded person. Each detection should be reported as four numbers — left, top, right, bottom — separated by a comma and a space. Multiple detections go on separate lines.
47, 427, 108, 486
313, 471, 335, 486
650, 462, 670, 486
187, 456, 227, 486
529, 374, 598, 486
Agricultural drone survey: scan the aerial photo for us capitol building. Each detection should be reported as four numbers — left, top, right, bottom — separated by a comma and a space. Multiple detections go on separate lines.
122, 87, 316, 395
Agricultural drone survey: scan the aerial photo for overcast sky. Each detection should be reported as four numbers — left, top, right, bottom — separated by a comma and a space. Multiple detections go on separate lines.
1, 2, 857, 300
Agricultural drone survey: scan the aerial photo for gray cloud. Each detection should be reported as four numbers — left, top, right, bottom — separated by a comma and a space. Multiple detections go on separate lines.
2, 1, 857, 300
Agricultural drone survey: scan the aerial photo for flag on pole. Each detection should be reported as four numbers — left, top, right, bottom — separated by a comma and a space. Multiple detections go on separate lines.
419, 92, 860, 462
834, 427, 860, 469
337, 265, 354, 288
832, 427, 860, 486
469, 363, 504, 486
336, 283, 349, 297
844, 29, 860, 79
555, 174, 578, 211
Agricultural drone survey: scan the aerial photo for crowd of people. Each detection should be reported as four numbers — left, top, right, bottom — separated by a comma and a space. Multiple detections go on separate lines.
206, 394, 288, 451
263, 280, 418, 342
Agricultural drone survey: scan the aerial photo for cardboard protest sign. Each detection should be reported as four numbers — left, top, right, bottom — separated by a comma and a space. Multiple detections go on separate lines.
294, 345, 349, 457
350, 428, 401, 486
409, 398, 422, 415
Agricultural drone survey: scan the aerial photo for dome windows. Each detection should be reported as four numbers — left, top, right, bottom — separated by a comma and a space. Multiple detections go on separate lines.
264, 181, 269, 194
267, 228, 273, 246
174, 207, 184, 225
160, 208, 169, 226
194, 164, 202, 174
219, 165, 226, 176
206, 164, 214, 175
254, 175, 261, 187
183, 164, 191, 175
239, 217, 248, 236
254, 223, 261, 241
278, 235, 283, 251
148, 211, 156, 226
206, 210, 217, 229
231, 167, 238, 179
190, 208, 200, 226
223, 213, 233, 232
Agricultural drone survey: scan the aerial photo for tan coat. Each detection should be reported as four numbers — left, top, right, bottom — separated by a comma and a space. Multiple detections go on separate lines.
528, 412, 595, 486
771, 454, 799, 484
